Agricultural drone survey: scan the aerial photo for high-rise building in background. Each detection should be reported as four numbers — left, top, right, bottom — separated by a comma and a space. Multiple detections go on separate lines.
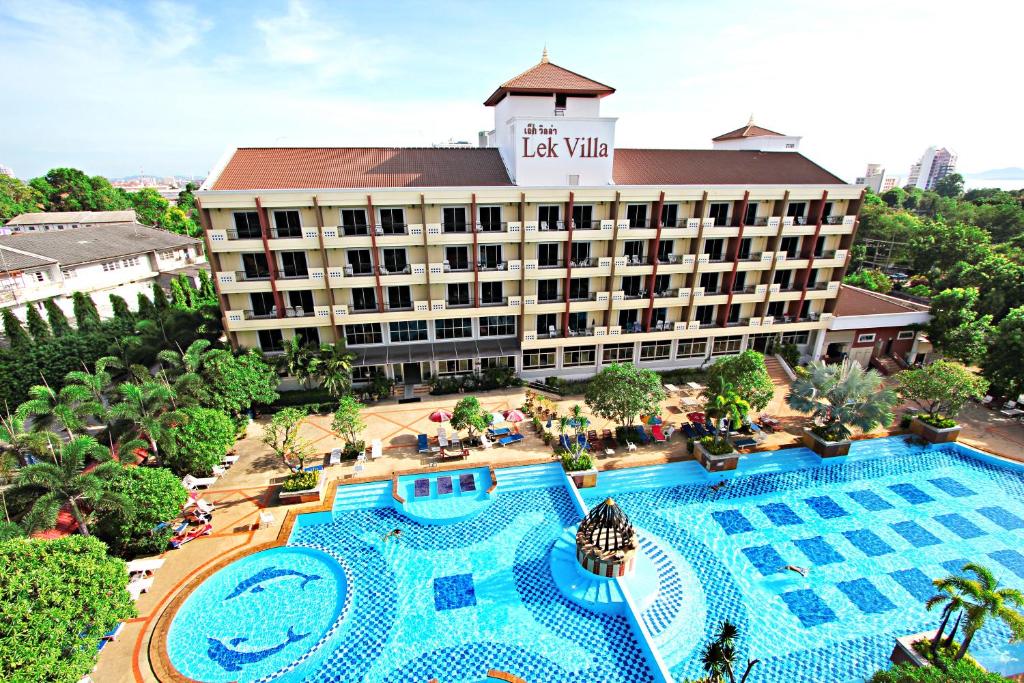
855, 164, 900, 193
0, 164, 14, 178
907, 147, 957, 190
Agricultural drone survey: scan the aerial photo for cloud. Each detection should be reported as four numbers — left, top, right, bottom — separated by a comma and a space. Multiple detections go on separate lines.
149, 0, 213, 57
254, 0, 394, 81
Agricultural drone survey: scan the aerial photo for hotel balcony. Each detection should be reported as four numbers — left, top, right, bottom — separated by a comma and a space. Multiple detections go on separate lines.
276, 268, 326, 290
225, 305, 333, 331
218, 271, 271, 293
660, 218, 701, 238
820, 216, 857, 235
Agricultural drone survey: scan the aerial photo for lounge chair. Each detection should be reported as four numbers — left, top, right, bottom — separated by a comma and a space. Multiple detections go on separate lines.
587, 430, 599, 443
184, 496, 214, 515
437, 428, 449, 449
576, 433, 590, 450
127, 576, 154, 600
560, 434, 572, 450
258, 510, 275, 528
480, 433, 493, 449
126, 558, 165, 577
626, 441, 637, 452
652, 425, 666, 442
633, 425, 650, 445
601, 428, 613, 441
664, 425, 676, 439
414, 478, 430, 498
169, 523, 212, 549
733, 437, 757, 449
437, 476, 454, 495
681, 423, 697, 439
182, 474, 216, 490
498, 433, 524, 446
980, 395, 994, 408
417, 434, 430, 453
370, 439, 383, 459
488, 426, 511, 437
303, 464, 323, 472
222, 454, 240, 466
211, 465, 227, 477
459, 473, 476, 492
329, 448, 343, 465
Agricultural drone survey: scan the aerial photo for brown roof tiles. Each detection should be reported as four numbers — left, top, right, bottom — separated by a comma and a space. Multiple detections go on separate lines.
613, 149, 845, 185
712, 123, 786, 142
483, 61, 615, 106
833, 285, 931, 317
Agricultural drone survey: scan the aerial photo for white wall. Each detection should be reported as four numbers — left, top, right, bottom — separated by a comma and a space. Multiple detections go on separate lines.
712, 135, 802, 152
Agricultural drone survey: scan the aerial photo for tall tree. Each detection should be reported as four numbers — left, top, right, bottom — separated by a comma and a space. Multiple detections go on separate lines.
263, 407, 311, 470
703, 380, 751, 449
136, 291, 157, 320
71, 291, 101, 330
933, 172, 965, 198
24, 305, 51, 342
15, 384, 92, 439
896, 361, 988, 421
584, 363, 666, 427
926, 288, 994, 365
331, 396, 366, 451
107, 380, 181, 463
450, 396, 489, 441
982, 307, 1024, 396
280, 335, 320, 389
786, 360, 897, 441
14, 435, 125, 537
151, 282, 170, 311
108, 294, 133, 323
126, 187, 169, 226
1, 309, 30, 349
28, 167, 131, 212
43, 298, 71, 335
0, 174, 44, 222
704, 351, 774, 412
933, 563, 1024, 662
318, 343, 355, 398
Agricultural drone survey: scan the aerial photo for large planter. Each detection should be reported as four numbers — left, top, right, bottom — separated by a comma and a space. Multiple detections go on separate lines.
889, 632, 936, 668
568, 468, 599, 488
910, 418, 961, 444
802, 428, 851, 457
694, 441, 739, 472
279, 476, 323, 504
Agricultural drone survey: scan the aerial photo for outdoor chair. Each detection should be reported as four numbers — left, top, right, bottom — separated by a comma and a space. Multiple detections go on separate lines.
182, 474, 216, 490
417, 435, 429, 453
370, 439, 383, 459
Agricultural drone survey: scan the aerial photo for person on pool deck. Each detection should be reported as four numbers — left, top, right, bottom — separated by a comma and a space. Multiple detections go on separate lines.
382, 529, 402, 542
784, 565, 809, 577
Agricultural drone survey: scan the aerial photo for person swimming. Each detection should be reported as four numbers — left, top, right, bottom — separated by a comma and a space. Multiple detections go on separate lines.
382, 528, 402, 542
784, 565, 809, 577
709, 480, 728, 492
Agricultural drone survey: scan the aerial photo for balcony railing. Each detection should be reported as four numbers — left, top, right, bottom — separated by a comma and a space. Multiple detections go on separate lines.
538, 295, 562, 303
623, 291, 647, 300
824, 215, 843, 225
726, 318, 750, 327
376, 223, 408, 235
377, 264, 411, 276
478, 261, 508, 272
235, 270, 270, 281
568, 292, 596, 302
441, 260, 472, 272
481, 297, 508, 307
442, 223, 471, 234
814, 249, 837, 259
538, 260, 566, 269
243, 307, 316, 320
747, 217, 769, 227
653, 288, 680, 299
537, 220, 566, 232
446, 298, 474, 308
731, 285, 757, 294
569, 257, 596, 268
384, 301, 413, 311
738, 252, 763, 262
476, 221, 508, 233
342, 225, 370, 236
621, 255, 647, 266
226, 229, 263, 240
571, 220, 602, 230
568, 327, 596, 337
269, 228, 304, 239
278, 270, 310, 280
539, 327, 563, 338
350, 302, 378, 313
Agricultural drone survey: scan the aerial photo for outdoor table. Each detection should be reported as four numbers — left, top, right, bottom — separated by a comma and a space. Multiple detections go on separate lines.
664, 383, 679, 394
687, 381, 705, 392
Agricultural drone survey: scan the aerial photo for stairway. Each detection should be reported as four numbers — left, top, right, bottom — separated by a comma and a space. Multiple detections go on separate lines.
549, 530, 625, 615
332, 480, 391, 513
764, 356, 791, 384
871, 355, 901, 376
493, 463, 566, 493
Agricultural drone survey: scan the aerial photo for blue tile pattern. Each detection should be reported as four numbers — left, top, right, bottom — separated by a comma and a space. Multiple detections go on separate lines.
433, 573, 476, 611
637, 537, 686, 638
889, 569, 937, 602
888, 483, 935, 505
742, 545, 786, 576
928, 477, 976, 498
793, 536, 845, 565
711, 509, 755, 535
941, 558, 970, 575
780, 589, 837, 627
837, 578, 896, 614
803, 495, 848, 519
933, 513, 985, 539
890, 520, 942, 547
842, 529, 894, 557
990, 549, 1024, 579
846, 489, 894, 511
976, 505, 1024, 530
758, 502, 803, 526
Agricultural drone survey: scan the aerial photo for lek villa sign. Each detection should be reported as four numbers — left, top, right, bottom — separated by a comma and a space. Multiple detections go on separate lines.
521, 123, 609, 159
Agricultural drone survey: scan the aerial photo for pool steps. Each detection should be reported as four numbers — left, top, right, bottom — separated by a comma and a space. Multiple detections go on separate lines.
493, 463, 565, 492
549, 530, 626, 616
331, 481, 391, 513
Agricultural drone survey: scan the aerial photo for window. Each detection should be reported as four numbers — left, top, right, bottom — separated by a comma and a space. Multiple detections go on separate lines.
352, 365, 382, 382
766, 301, 785, 319
538, 205, 560, 230
294, 327, 319, 346
61, 268, 75, 279
444, 246, 470, 271
727, 303, 741, 324
743, 203, 758, 226
780, 236, 800, 258
782, 331, 810, 345
258, 329, 284, 352
572, 204, 593, 229
618, 308, 639, 330
712, 335, 743, 355
481, 281, 503, 305
822, 202, 834, 221
537, 313, 558, 335
435, 318, 472, 339
287, 290, 314, 314
479, 244, 503, 269
479, 206, 501, 231
773, 270, 792, 289
806, 269, 818, 288
694, 305, 715, 325
537, 279, 560, 302
602, 343, 634, 363
347, 249, 373, 275
438, 359, 474, 375
569, 241, 591, 264
657, 240, 672, 263
233, 211, 261, 238
709, 202, 729, 226
732, 271, 747, 292
661, 203, 679, 228
813, 236, 824, 258
699, 272, 719, 293
389, 320, 428, 342
273, 210, 302, 237
568, 311, 589, 332
386, 286, 412, 310
443, 207, 468, 232
737, 237, 752, 260
569, 278, 589, 301
249, 292, 276, 317
563, 346, 596, 368
538, 243, 560, 267
857, 333, 877, 343
351, 287, 377, 312
787, 202, 807, 222
381, 248, 408, 273
31, 270, 46, 283
703, 238, 724, 260
653, 274, 670, 295
651, 307, 668, 325
345, 323, 382, 346
279, 251, 308, 278
523, 348, 556, 369
341, 209, 368, 235
379, 208, 406, 234
622, 275, 642, 296
623, 240, 644, 262
640, 341, 671, 361
626, 204, 647, 228
481, 356, 513, 370
447, 283, 471, 306
897, 330, 915, 340
480, 316, 515, 337
677, 339, 707, 359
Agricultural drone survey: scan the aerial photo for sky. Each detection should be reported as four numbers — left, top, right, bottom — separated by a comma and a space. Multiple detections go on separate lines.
1, 0, 1022, 183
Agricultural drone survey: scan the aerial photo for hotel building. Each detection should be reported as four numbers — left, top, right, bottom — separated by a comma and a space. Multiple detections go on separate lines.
197, 55, 864, 386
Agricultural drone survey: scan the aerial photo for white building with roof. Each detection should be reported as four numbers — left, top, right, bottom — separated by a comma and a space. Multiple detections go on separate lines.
0, 221, 203, 324
710, 116, 802, 152
3, 210, 138, 233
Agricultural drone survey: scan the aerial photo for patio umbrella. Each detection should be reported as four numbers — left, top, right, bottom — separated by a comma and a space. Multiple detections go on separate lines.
429, 410, 453, 423
687, 412, 706, 424
504, 409, 526, 423
641, 415, 663, 425
488, 412, 505, 425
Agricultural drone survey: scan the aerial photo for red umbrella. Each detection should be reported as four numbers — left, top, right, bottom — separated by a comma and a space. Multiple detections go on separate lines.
687, 412, 706, 424
429, 410, 453, 423
504, 409, 526, 423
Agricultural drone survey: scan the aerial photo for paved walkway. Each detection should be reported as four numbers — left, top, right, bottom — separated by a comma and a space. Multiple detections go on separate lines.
95, 384, 1024, 683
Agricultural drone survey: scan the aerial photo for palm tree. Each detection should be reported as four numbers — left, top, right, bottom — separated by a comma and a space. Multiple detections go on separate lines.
926, 582, 967, 656
0, 412, 62, 465
107, 380, 181, 463
14, 435, 126, 537
704, 380, 751, 449
936, 563, 1024, 662
699, 620, 759, 683
318, 342, 355, 398
280, 336, 320, 390
570, 404, 590, 441
64, 357, 119, 446
15, 383, 92, 438
785, 359, 897, 442
157, 339, 213, 400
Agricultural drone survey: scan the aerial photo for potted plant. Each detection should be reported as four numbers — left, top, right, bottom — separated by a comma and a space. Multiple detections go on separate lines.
332, 396, 367, 458
560, 442, 597, 488
897, 361, 988, 443
695, 380, 749, 471
279, 469, 322, 504
786, 359, 897, 457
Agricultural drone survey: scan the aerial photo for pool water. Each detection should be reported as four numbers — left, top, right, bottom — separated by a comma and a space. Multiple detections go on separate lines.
166, 437, 1024, 682
581, 438, 1024, 682
398, 467, 493, 524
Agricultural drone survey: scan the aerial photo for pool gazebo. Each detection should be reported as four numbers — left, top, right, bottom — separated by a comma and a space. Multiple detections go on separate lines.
575, 498, 638, 578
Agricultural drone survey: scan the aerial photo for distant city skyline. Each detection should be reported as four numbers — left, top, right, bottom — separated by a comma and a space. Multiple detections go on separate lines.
1, 0, 1021, 182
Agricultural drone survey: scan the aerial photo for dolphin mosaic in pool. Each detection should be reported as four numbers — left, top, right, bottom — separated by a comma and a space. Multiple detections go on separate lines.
207, 627, 310, 672
225, 567, 321, 600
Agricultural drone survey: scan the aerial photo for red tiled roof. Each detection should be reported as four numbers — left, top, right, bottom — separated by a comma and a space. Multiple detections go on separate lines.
484, 61, 615, 106
612, 149, 845, 185
712, 123, 786, 142
833, 285, 931, 317
211, 148, 514, 190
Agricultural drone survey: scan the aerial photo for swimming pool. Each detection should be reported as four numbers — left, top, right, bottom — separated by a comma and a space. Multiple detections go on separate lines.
166, 437, 1024, 682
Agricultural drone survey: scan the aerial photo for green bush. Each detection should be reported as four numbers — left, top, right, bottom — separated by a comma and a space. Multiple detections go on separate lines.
429, 368, 522, 395
899, 412, 917, 429
870, 657, 1003, 682
281, 471, 319, 493
777, 342, 800, 369
0, 536, 136, 683
560, 450, 593, 472
96, 466, 188, 557
164, 406, 236, 476
699, 435, 735, 455
917, 413, 958, 429
272, 388, 336, 408
811, 423, 848, 442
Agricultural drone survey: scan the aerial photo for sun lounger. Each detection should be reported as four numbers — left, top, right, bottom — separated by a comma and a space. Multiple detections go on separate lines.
559, 434, 572, 450
633, 425, 650, 445
417, 434, 429, 453
695, 422, 710, 438
652, 425, 666, 442
414, 478, 430, 497
488, 427, 511, 437
222, 454, 240, 466
498, 433, 524, 446
370, 439, 383, 459
681, 423, 696, 439
981, 395, 994, 407
126, 557, 166, 577
437, 429, 449, 448
587, 430, 598, 443
665, 425, 676, 439
169, 523, 212, 549
601, 428, 613, 441
184, 493, 215, 514
733, 437, 757, 449
303, 464, 324, 472
459, 473, 476, 492
329, 448, 342, 465
182, 474, 216, 490
480, 433, 493, 449
127, 576, 154, 600
576, 434, 590, 450
437, 476, 454, 495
